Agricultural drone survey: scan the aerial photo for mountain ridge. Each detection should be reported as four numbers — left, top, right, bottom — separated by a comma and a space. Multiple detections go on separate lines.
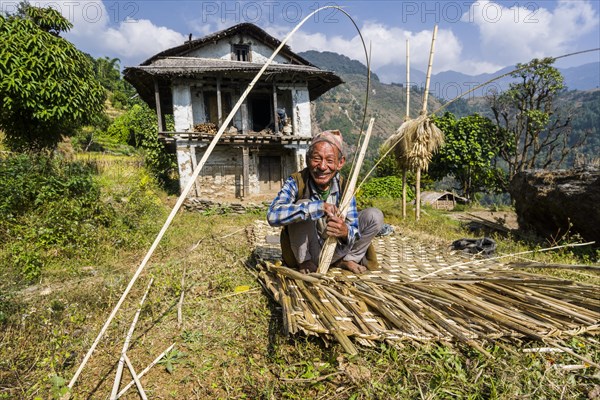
299, 51, 600, 96
299, 51, 598, 163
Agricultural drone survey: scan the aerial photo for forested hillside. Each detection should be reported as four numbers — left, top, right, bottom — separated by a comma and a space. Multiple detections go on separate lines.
300, 51, 599, 167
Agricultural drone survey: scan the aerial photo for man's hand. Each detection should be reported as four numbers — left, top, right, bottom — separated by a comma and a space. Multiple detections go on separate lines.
324, 213, 349, 239
322, 203, 338, 217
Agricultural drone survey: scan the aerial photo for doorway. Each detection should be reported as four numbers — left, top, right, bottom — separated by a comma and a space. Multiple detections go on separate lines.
258, 156, 281, 192
249, 94, 272, 131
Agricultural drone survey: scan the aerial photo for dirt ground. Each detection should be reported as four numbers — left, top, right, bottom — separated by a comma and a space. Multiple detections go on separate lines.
447, 209, 519, 231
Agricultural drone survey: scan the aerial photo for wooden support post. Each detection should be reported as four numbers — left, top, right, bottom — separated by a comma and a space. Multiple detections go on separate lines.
241, 98, 249, 134
272, 82, 279, 134
154, 80, 163, 132
216, 76, 223, 128
242, 146, 250, 198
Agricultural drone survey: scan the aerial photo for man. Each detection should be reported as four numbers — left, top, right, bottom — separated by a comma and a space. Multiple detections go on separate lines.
267, 130, 383, 274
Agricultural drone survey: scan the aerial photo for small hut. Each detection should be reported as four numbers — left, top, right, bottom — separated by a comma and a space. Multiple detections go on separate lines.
420, 191, 468, 210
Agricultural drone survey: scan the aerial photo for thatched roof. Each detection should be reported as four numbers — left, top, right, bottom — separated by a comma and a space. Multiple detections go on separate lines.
123, 23, 343, 110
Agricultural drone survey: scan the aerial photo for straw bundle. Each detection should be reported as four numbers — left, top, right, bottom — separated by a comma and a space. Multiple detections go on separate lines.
383, 114, 444, 172
405, 114, 444, 172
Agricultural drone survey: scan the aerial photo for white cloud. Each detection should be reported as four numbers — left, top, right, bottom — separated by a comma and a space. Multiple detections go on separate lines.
269, 21, 501, 82
12, 0, 595, 80
465, 0, 599, 65
30, 1, 187, 66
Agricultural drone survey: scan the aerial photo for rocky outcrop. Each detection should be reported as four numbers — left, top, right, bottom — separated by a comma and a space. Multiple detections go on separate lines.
509, 167, 600, 244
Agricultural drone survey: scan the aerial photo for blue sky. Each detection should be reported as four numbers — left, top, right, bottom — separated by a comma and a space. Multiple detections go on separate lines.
2, 0, 599, 83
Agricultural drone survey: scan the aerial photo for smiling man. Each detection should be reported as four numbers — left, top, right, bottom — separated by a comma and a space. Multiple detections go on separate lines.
267, 130, 383, 274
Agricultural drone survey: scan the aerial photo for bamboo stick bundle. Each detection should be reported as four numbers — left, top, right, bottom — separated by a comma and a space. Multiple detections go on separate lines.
258, 256, 600, 356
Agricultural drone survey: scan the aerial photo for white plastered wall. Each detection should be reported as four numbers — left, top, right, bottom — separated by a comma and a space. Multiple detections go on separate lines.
187, 34, 289, 64
172, 84, 193, 132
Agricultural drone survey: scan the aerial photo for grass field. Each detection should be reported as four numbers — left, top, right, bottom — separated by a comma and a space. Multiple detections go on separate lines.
1, 155, 599, 399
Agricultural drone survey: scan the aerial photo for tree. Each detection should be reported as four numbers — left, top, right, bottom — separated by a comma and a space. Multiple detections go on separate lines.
430, 112, 510, 201
488, 58, 587, 188
0, 4, 105, 151
92, 56, 121, 90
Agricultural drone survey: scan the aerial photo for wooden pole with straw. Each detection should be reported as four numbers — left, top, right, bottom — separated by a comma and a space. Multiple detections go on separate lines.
415, 24, 438, 221
384, 27, 443, 223
403, 38, 410, 219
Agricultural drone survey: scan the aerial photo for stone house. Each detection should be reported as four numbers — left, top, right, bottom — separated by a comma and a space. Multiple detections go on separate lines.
124, 23, 342, 201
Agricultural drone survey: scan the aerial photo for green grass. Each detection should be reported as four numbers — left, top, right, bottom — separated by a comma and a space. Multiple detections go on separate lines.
1, 155, 599, 399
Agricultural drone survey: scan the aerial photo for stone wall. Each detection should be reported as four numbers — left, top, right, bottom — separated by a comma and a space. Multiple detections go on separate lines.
184, 197, 270, 214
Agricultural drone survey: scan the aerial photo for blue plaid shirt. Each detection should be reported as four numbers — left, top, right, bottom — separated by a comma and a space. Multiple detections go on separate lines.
267, 172, 360, 247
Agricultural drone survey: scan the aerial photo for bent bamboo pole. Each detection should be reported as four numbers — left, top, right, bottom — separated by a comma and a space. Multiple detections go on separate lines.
403, 38, 410, 219
66, 5, 368, 393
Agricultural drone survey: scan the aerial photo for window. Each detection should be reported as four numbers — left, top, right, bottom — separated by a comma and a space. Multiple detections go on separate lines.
232, 44, 250, 62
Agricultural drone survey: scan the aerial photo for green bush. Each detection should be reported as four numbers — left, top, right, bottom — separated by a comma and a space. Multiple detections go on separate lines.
107, 104, 177, 189
356, 176, 413, 208
0, 153, 165, 283
0, 153, 113, 281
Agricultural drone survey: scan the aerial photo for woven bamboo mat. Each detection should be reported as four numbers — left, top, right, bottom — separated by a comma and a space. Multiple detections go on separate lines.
248, 220, 600, 356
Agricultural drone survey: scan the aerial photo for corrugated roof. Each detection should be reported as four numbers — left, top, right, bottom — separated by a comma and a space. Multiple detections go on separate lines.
420, 191, 469, 204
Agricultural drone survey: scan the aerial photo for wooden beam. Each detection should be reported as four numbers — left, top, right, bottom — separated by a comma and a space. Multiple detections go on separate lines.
216, 76, 223, 128
241, 99, 249, 135
273, 82, 279, 134
242, 146, 250, 198
154, 79, 163, 132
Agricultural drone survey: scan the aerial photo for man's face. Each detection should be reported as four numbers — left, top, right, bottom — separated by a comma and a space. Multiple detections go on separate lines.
308, 141, 345, 190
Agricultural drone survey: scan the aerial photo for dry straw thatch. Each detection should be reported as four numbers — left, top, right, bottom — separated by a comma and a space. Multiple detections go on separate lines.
384, 114, 444, 172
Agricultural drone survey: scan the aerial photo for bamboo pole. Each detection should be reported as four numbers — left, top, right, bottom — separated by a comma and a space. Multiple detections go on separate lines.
421, 25, 437, 115
413, 241, 595, 281
66, 6, 357, 393
415, 24, 438, 221
405, 39, 410, 119
116, 344, 175, 399
177, 265, 186, 329
317, 118, 375, 274
124, 353, 147, 400
110, 278, 153, 400
403, 39, 410, 219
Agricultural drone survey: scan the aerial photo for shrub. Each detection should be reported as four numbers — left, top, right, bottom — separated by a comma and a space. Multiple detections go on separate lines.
0, 153, 168, 283
107, 104, 177, 189
0, 153, 115, 281
356, 176, 413, 208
